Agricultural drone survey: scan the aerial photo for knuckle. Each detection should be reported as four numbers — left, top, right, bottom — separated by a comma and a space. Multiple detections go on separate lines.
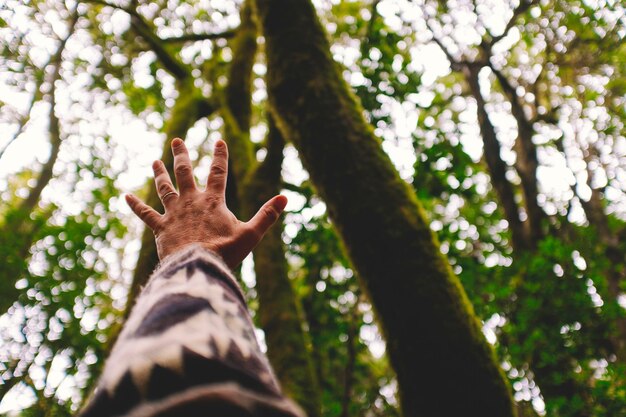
175, 164, 192, 176
204, 194, 222, 208
158, 183, 171, 195
183, 198, 194, 209
152, 221, 163, 234
210, 164, 227, 177
243, 225, 262, 241
172, 141, 186, 153
263, 206, 279, 221
216, 146, 228, 158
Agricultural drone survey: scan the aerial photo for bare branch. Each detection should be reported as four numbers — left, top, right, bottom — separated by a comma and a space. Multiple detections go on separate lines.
0, 83, 42, 161
83, 0, 131, 13
17, 11, 78, 211
84, 0, 191, 80
129, 15, 191, 80
490, 0, 539, 45
161, 29, 237, 43
420, 7, 464, 70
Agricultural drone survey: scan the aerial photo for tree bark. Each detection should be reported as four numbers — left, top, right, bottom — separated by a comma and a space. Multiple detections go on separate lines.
125, 82, 211, 314
464, 64, 529, 251
254, 1, 516, 416
220, 4, 322, 413
243, 121, 321, 417
492, 68, 545, 245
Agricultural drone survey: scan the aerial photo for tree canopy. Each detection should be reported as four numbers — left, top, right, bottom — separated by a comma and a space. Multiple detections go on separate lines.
1, 0, 625, 416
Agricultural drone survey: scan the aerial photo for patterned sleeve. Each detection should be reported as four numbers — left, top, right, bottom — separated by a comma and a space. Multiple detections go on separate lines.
79, 245, 305, 417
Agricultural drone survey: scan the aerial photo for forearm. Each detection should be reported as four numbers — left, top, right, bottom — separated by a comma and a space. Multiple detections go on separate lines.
79, 245, 304, 417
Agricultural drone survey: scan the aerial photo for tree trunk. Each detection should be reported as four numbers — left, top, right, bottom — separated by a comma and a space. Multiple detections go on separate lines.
492, 69, 544, 245
125, 81, 211, 315
220, 4, 322, 413
0, 15, 76, 313
243, 121, 321, 417
255, 1, 516, 416
464, 64, 529, 251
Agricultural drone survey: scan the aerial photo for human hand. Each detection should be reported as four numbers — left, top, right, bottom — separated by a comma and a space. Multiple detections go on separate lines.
125, 138, 288, 269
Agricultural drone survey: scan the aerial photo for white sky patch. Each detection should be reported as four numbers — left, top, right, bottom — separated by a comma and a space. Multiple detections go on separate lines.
410, 43, 451, 85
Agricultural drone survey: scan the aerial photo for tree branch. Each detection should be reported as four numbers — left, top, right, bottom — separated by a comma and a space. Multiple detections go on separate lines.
464, 64, 528, 250
421, 11, 464, 71
129, 14, 191, 80
489, 64, 545, 243
83, 0, 130, 13
84, 0, 191, 80
17, 11, 78, 216
161, 29, 237, 43
0, 80, 43, 161
489, 0, 539, 46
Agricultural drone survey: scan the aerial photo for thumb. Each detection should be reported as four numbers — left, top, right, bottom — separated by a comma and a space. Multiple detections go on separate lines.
246, 195, 288, 238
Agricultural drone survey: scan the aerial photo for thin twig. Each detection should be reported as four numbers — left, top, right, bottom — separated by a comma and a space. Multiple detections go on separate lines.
161, 29, 237, 43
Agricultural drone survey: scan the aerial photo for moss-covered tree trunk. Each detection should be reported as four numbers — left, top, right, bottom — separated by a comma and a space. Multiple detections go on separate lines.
219, 3, 321, 415
112, 1, 219, 314
243, 121, 321, 417
126, 81, 211, 310
254, 1, 516, 416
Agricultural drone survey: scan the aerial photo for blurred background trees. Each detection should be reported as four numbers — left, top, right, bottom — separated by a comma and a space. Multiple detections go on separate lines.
1, 0, 625, 416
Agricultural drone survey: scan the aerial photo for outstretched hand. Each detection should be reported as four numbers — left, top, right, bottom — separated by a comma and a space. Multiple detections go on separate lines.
125, 138, 288, 269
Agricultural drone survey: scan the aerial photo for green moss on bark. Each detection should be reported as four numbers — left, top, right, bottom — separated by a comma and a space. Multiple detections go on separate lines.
243, 122, 321, 417
254, 0, 516, 416
220, 4, 322, 414
127, 81, 207, 313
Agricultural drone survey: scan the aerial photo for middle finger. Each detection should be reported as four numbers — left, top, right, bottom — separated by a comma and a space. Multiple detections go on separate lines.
171, 138, 197, 194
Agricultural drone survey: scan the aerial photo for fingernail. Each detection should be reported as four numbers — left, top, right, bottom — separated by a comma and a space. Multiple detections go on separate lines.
172, 138, 184, 148
215, 139, 225, 149
152, 160, 160, 170
276, 195, 288, 211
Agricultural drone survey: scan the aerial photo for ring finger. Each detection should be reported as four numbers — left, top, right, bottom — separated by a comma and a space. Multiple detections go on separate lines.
153, 160, 178, 209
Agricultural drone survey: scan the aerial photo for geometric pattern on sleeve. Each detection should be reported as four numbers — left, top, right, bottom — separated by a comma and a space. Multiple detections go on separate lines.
78, 245, 305, 417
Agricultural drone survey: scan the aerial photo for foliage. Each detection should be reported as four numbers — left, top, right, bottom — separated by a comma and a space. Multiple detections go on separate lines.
0, 167, 126, 414
1, 0, 625, 415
